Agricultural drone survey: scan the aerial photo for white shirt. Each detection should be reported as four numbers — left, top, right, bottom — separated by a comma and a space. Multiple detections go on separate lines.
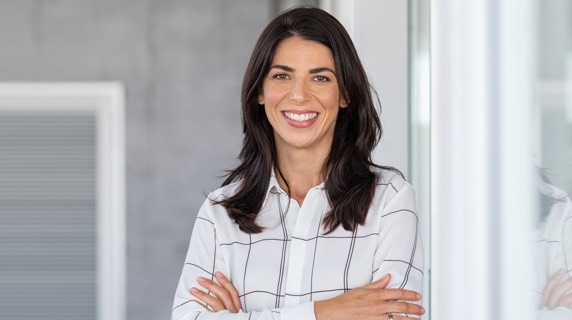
172, 169, 424, 320
532, 180, 572, 319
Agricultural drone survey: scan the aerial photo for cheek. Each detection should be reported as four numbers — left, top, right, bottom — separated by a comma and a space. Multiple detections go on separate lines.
317, 90, 342, 109
264, 104, 280, 124
262, 85, 285, 106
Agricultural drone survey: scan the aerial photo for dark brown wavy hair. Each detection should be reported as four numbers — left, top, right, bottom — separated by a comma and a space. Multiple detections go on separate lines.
215, 6, 400, 234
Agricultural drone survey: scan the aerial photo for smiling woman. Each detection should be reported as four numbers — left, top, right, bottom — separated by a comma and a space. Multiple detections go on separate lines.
172, 7, 424, 320
260, 37, 348, 204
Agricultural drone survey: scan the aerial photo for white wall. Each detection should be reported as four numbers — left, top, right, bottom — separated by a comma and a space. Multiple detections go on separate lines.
357, 0, 410, 178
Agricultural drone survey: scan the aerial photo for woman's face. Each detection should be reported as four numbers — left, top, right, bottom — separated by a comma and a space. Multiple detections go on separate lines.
259, 36, 347, 154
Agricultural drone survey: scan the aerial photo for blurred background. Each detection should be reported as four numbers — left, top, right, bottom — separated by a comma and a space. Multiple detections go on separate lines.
0, 0, 570, 320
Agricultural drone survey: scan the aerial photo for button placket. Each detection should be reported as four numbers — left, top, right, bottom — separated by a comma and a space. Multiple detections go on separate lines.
283, 188, 325, 306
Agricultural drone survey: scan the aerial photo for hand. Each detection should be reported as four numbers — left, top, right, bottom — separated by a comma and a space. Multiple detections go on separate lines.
542, 269, 572, 309
314, 274, 424, 320
190, 272, 242, 313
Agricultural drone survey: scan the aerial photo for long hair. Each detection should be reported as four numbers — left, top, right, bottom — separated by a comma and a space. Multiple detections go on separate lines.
215, 6, 400, 233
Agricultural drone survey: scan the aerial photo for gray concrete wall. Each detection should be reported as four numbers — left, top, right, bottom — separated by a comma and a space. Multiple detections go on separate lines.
0, 1, 271, 319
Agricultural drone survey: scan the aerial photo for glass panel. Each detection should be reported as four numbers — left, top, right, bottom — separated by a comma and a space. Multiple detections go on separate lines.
533, 1, 572, 318
408, 0, 431, 317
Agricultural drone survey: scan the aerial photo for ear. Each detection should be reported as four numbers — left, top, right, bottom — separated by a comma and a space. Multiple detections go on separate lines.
258, 92, 265, 105
340, 96, 349, 108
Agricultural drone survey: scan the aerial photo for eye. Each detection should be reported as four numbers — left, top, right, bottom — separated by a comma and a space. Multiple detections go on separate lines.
272, 73, 290, 80
313, 75, 331, 82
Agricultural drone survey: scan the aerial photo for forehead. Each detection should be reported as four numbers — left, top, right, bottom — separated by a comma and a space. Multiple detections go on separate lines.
271, 36, 335, 67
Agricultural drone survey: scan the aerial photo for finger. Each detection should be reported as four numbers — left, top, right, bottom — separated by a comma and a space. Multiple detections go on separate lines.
197, 277, 238, 312
215, 272, 242, 312
375, 288, 422, 302
557, 292, 572, 308
366, 274, 391, 289
543, 269, 566, 307
190, 287, 224, 312
379, 301, 425, 316
391, 314, 425, 320
548, 275, 572, 308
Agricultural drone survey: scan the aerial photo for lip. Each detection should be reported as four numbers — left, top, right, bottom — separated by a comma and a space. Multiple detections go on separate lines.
281, 110, 319, 128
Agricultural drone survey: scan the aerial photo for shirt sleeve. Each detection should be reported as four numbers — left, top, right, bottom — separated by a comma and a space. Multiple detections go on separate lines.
533, 197, 572, 317
172, 198, 317, 320
372, 181, 424, 317
560, 199, 572, 280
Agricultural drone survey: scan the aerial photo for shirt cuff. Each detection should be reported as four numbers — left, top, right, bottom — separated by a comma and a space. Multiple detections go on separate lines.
281, 301, 316, 320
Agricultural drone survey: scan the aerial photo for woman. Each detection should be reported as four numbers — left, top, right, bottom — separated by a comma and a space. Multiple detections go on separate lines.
533, 173, 572, 319
173, 7, 424, 320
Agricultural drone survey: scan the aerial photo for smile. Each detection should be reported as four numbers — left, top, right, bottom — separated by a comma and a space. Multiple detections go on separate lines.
283, 111, 318, 122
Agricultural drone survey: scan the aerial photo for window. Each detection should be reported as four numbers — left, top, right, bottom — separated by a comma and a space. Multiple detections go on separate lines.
0, 83, 125, 320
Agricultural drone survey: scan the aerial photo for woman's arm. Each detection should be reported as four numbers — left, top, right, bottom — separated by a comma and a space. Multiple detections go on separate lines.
542, 269, 572, 309
537, 270, 572, 320
535, 193, 572, 319
374, 182, 423, 285
369, 180, 424, 318
313, 274, 423, 319
314, 180, 424, 319
172, 199, 315, 320
191, 272, 242, 313
194, 272, 424, 319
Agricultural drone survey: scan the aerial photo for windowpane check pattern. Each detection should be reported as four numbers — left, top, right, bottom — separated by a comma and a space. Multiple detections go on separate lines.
173, 169, 423, 320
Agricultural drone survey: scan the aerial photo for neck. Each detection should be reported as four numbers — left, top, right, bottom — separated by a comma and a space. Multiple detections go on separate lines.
275, 145, 330, 205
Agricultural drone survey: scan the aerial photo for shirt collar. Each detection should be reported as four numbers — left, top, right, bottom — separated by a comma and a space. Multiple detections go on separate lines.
267, 169, 284, 198
265, 169, 326, 201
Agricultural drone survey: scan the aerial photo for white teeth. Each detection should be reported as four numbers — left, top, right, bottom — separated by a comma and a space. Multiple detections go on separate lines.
284, 112, 318, 122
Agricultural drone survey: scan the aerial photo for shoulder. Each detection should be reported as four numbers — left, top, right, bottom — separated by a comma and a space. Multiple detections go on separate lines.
538, 181, 572, 226
374, 167, 414, 196
193, 180, 252, 236
371, 167, 417, 212
194, 180, 243, 222
205, 180, 243, 202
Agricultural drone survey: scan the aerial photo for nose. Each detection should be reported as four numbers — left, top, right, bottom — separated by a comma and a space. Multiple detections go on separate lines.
289, 79, 309, 104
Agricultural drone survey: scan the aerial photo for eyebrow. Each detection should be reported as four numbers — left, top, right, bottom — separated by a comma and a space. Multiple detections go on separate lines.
270, 64, 336, 75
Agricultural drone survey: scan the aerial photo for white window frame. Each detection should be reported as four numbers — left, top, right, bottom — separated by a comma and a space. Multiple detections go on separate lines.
0, 82, 126, 320
430, 1, 536, 319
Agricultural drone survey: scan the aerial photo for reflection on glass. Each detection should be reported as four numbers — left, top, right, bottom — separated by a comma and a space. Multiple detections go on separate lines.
533, 1, 572, 318
533, 173, 572, 316
409, 0, 430, 317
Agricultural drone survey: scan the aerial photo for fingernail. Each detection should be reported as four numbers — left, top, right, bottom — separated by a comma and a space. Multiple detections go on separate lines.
215, 272, 223, 278
197, 277, 205, 283
417, 293, 422, 300
190, 288, 198, 294
382, 273, 389, 280
421, 307, 425, 314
